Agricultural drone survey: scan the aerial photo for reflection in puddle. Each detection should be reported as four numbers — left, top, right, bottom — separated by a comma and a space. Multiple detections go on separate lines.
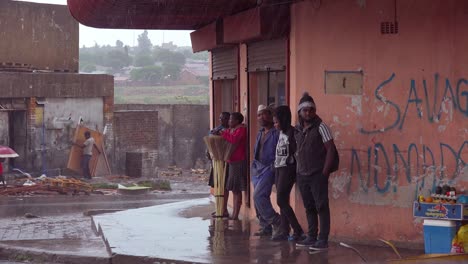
93, 199, 425, 264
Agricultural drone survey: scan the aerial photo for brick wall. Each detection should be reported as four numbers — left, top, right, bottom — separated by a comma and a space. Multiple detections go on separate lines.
113, 110, 158, 176
114, 104, 210, 169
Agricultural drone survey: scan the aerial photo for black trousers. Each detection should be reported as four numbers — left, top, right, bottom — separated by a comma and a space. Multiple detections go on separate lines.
297, 173, 330, 241
81, 154, 92, 179
275, 166, 303, 235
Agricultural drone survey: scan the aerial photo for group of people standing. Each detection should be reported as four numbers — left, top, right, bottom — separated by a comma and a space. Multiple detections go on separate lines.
208, 92, 338, 251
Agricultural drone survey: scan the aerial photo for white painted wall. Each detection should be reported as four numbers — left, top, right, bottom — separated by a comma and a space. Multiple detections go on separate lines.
44, 98, 104, 132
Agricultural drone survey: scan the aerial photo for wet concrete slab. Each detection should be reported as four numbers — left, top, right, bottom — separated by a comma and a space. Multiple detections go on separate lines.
0, 193, 208, 218
0, 238, 109, 264
0, 238, 108, 258
92, 198, 451, 264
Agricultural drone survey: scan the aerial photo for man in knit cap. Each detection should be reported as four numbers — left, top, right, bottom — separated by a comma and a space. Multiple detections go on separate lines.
294, 92, 337, 250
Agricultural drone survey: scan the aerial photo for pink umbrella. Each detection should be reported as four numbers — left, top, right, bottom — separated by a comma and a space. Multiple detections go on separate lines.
0, 146, 19, 158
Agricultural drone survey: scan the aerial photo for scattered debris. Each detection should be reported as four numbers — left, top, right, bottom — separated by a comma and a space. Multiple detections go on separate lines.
159, 170, 182, 177
167, 165, 181, 171
379, 238, 402, 259
117, 184, 151, 195
105, 175, 130, 181
0, 176, 93, 196
22, 180, 36, 186
339, 242, 368, 263
191, 168, 208, 174
24, 213, 40, 219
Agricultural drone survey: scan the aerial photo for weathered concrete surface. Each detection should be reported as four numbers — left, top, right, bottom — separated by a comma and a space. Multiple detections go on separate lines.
0, 1, 78, 72
0, 72, 113, 174
114, 104, 210, 169
0, 73, 113, 98
0, 239, 109, 264
0, 193, 208, 218
0, 113, 8, 147
93, 198, 428, 264
0, 189, 209, 263
0, 213, 108, 264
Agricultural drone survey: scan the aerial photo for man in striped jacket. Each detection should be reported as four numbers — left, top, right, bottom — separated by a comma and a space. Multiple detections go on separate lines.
294, 92, 337, 250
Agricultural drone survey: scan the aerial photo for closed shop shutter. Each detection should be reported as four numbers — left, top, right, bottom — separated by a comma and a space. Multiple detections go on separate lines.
212, 47, 238, 80
247, 38, 286, 72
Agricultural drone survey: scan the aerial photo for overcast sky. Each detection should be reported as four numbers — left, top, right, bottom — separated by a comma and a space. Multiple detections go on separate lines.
15, 0, 193, 47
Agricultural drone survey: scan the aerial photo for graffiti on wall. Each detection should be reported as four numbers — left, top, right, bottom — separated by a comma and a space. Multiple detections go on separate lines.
360, 73, 467, 135
347, 141, 467, 195
333, 73, 467, 202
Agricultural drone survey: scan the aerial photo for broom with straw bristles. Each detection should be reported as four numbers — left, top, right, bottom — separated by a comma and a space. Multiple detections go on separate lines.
204, 135, 235, 218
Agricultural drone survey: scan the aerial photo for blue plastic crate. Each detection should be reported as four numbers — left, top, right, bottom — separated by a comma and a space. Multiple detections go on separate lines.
423, 219, 457, 254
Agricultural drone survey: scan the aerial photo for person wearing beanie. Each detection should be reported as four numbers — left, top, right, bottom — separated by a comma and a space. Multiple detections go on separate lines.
294, 92, 337, 250
251, 104, 281, 237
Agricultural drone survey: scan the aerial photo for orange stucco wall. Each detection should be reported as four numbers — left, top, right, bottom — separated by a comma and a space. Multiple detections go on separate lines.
289, 0, 468, 243
210, 0, 468, 245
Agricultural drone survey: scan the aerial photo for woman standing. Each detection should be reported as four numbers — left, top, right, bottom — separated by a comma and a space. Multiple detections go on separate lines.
272, 106, 305, 241
220, 112, 247, 220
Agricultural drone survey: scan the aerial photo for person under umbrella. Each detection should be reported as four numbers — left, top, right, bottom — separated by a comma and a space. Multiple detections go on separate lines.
0, 145, 19, 188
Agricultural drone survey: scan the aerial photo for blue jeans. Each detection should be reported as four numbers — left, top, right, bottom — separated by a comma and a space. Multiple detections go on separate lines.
252, 170, 280, 230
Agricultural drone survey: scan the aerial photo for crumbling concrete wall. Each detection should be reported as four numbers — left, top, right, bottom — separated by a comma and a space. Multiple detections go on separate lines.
0, 112, 8, 146
114, 104, 209, 169
37, 98, 104, 174
113, 110, 159, 176
0, 1, 78, 72
0, 73, 113, 175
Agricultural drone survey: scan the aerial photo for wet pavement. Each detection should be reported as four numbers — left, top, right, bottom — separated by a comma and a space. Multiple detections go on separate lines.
92, 198, 437, 264
0, 192, 208, 264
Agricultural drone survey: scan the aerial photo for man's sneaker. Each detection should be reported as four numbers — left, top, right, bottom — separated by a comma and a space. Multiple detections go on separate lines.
253, 228, 272, 236
271, 233, 289, 241
295, 236, 317, 247
289, 232, 307, 242
309, 240, 329, 251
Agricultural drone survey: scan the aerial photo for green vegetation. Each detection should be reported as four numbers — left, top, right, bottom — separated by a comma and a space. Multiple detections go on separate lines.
91, 183, 118, 189
137, 180, 172, 191
114, 85, 209, 105
79, 30, 207, 75
13, 254, 35, 262
91, 180, 171, 191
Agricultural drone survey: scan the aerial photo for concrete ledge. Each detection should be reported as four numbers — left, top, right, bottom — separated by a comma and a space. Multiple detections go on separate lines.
84, 209, 124, 217
0, 239, 110, 264
111, 254, 199, 264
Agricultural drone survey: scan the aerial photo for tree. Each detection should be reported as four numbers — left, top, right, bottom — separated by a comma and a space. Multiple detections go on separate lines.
80, 63, 96, 73
104, 50, 132, 70
116, 40, 124, 48
180, 48, 208, 61
130, 66, 163, 83
162, 62, 182, 80
137, 30, 152, 54
134, 54, 155, 67
154, 48, 186, 65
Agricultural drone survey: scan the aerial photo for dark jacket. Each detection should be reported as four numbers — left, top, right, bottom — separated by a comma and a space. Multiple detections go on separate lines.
294, 116, 327, 176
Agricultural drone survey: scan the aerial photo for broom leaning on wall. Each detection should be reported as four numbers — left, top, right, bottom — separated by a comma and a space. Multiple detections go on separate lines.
204, 135, 235, 218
